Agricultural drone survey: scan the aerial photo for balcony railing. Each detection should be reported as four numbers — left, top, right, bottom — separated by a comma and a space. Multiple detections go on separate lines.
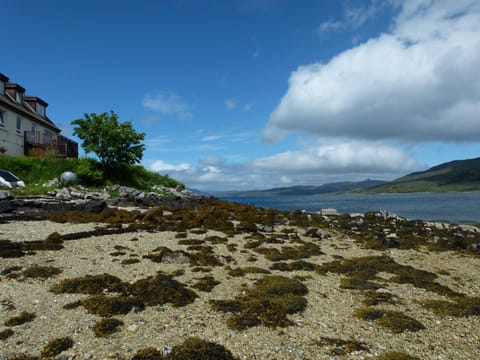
24, 131, 78, 158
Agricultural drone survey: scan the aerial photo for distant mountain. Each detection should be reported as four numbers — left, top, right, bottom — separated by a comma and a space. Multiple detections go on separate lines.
225, 179, 386, 197
369, 157, 480, 193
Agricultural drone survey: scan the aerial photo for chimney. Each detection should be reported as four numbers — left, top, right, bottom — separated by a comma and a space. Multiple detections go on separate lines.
0, 73, 9, 95
24, 96, 48, 117
6, 83, 26, 104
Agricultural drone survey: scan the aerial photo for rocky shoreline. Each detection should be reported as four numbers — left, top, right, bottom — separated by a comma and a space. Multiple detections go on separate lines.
1, 193, 479, 359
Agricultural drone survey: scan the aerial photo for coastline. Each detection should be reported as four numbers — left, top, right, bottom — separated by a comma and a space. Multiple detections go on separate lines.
1, 198, 479, 359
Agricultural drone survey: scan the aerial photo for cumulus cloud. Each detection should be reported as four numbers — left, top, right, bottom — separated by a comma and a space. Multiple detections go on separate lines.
264, 0, 480, 143
252, 141, 418, 174
147, 141, 418, 192
150, 160, 193, 173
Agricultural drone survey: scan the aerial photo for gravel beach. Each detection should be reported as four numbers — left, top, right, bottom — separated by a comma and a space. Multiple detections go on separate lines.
1, 204, 479, 360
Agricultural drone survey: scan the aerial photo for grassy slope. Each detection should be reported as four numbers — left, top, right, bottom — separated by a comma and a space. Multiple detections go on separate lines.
368, 157, 480, 193
0, 155, 181, 193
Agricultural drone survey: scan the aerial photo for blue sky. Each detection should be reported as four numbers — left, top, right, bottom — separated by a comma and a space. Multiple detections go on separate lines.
2, 0, 480, 191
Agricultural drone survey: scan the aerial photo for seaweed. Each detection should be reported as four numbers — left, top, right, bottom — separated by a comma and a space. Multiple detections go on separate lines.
93, 317, 124, 337
163, 337, 237, 360
40, 337, 74, 358
257, 242, 323, 262
313, 337, 368, 354
121, 258, 141, 265
191, 276, 220, 292
132, 347, 163, 360
227, 267, 271, 277
210, 275, 308, 330
423, 296, 480, 317
82, 295, 145, 317
0, 328, 14, 340
270, 261, 316, 272
50, 274, 126, 294
340, 278, 381, 291
354, 308, 425, 333
22, 266, 62, 279
372, 351, 420, 360
4, 311, 36, 326
362, 291, 397, 306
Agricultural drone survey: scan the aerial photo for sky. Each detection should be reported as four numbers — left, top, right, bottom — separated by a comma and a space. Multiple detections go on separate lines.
2, 0, 480, 192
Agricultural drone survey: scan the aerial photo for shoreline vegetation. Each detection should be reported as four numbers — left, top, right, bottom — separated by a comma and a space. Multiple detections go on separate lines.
0, 155, 479, 359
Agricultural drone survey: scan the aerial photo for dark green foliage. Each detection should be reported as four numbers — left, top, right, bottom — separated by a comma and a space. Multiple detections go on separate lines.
50, 274, 126, 294
423, 296, 480, 317
72, 111, 145, 169
40, 337, 74, 358
0, 328, 14, 340
22, 265, 62, 279
191, 276, 220, 292
93, 317, 124, 337
354, 308, 425, 333
4, 311, 36, 326
210, 275, 308, 330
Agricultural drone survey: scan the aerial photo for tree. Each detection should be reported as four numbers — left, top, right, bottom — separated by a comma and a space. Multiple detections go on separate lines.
72, 111, 145, 170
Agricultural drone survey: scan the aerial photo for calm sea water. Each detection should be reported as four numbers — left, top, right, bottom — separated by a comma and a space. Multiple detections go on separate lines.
219, 192, 480, 224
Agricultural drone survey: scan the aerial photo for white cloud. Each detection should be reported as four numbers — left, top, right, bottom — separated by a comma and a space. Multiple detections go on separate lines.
252, 141, 418, 174
225, 98, 237, 110
266, 0, 480, 143
243, 103, 254, 111
150, 160, 193, 173
142, 91, 189, 115
199, 155, 225, 167
201, 135, 223, 142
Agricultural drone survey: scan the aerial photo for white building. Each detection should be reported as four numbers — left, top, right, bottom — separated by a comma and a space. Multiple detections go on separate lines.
0, 73, 77, 158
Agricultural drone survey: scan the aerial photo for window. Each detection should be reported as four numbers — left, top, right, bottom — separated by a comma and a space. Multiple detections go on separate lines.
37, 103, 45, 116
0, 111, 5, 127
0, 81, 4, 95
16, 91, 22, 103
16, 116, 22, 134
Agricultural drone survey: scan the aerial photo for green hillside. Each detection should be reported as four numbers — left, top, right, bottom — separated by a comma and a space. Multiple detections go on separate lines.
369, 157, 480, 193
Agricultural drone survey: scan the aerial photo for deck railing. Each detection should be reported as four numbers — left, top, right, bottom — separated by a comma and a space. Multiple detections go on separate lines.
24, 131, 78, 158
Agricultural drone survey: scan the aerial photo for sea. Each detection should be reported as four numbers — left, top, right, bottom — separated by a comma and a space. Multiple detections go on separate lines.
219, 192, 480, 224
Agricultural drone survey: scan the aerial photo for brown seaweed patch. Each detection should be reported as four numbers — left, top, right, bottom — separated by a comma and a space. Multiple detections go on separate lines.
270, 261, 316, 272
82, 295, 145, 317
0, 328, 14, 340
165, 337, 237, 360
5, 311, 36, 326
191, 276, 220, 292
313, 336, 368, 354
40, 337, 74, 358
257, 242, 323, 262
372, 351, 421, 360
22, 266, 62, 279
227, 267, 271, 277
93, 317, 124, 337
316, 255, 461, 298
422, 296, 480, 317
121, 258, 141, 265
50, 274, 126, 294
340, 278, 381, 291
132, 347, 162, 360
354, 308, 425, 333
210, 275, 308, 330
363, 290, 397, 306
177, 239, 204, 246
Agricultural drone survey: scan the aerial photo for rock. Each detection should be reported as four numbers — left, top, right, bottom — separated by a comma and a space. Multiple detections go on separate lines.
0, 268, 11, 275
127, 324, 138, 333
43, 178, 60, 187
0, 200, 14, 213
258, 225, 274, 233
84, 200, 107, 214
321, 208, 338, 216
0, 190, 13, 200
161, 251, 190, 264
60, 171, 78, 184
384, 233, 399, 248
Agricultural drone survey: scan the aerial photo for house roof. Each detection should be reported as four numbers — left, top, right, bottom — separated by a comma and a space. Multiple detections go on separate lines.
0, 93, 60, 133
0, 73, 8, 82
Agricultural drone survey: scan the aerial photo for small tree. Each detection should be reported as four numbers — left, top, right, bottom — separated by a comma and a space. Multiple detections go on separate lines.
72, 111, 145, 170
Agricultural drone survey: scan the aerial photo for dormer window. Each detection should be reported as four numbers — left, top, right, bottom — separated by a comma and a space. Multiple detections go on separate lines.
0, 81, 4, 95
36, 103, 45, 117
16, 91, 23, 103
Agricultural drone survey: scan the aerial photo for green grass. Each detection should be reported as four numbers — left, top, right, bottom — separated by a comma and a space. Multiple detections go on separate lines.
0, 154, 182, 193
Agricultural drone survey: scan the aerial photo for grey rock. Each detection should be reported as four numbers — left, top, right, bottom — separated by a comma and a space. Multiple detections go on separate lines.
161, 251, 190, 264
321, 208, 338, 216
60, 171, 78, 184
0, 190, 13, 200
0, 268, 11, 275
0, 200, 14, 213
